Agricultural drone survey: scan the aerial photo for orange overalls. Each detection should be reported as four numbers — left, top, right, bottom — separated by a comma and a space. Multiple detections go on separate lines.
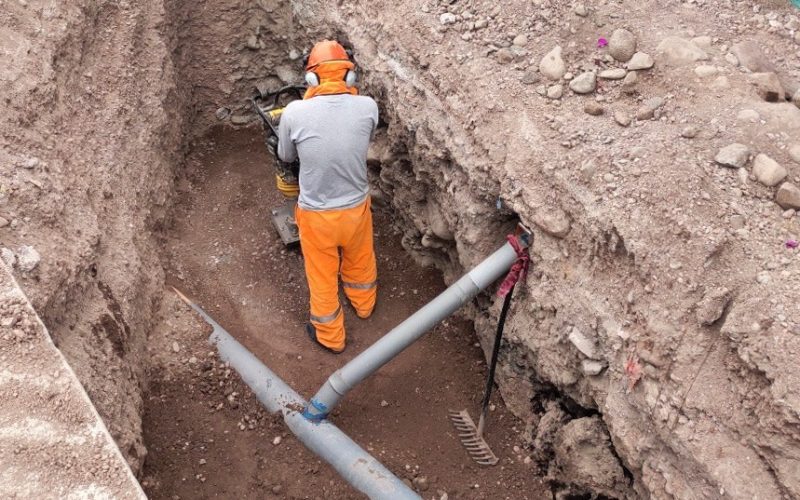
292, 61, 377, 352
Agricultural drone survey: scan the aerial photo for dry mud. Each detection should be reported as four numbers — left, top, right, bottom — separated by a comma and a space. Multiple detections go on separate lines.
2, 0, 800, 498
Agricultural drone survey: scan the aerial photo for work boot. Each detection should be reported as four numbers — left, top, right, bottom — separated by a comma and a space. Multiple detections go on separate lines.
306, 323, 345, 354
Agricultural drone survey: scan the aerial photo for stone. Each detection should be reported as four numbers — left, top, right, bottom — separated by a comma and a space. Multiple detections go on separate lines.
598, 68, 626, 80
694, 65, 718, 78
714, 143, 750, 168
626, 52, 654, 70
569, 72, 596, 94
752, 154, 787, 187
513, 34, 528, 47
413, 476, 430, 492
748, 72, 785, 102
495, 48, 514, 64
230, 114, 251, 125
614, 111, 631, 127
172, 341, 181, 353
776, 182, 800, 209
272, 435, 282, 446
737, 109, 760, 122
1, 248, 16, 268
725, 52, 739, 66
790, 145, 800, 163
521, 70, 539, 85
531, 206, 570, 237
546, 84, 563, 99
568, 328, 598, 359
215, 107, 230, 120
474, 18, 488, 29
691, 36, 713, 50
19, 157, 39, 169
0, 217, 8, 228
680, 125, 699, 138
574, 4, 588, 17
581, 360, 606, 376
439, 12, 457, 25
16, 245, 40, 272
731, 41, 775, 73
584, 102, 604, 116
696, 287, 731, 326
608, 28, 637, 62
621, 71, 638, 93
712, 76, 730, 89
656, 37, 709, 65
539, 46, 566, 81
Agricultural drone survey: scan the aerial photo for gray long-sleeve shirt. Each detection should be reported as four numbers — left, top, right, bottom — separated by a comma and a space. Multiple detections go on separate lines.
278, 94, 378, 211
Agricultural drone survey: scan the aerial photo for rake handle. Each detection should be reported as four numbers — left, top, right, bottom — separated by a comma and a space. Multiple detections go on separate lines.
477, 284, 515, 436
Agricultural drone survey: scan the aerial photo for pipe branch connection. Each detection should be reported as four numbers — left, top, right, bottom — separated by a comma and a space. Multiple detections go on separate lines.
304, 230, 532, 422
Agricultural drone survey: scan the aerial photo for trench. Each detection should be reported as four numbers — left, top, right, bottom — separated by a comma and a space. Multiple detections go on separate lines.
138, 126, 549, 498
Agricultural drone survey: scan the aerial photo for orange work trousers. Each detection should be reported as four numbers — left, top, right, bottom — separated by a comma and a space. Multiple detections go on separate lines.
295, 197, 377, 351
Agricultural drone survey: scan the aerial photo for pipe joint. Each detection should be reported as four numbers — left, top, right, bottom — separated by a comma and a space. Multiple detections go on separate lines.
301, 398, 330, 422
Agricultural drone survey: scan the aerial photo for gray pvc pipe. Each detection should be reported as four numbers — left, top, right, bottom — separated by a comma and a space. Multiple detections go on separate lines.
178, 293, 420, 500
305, 233, 530, 420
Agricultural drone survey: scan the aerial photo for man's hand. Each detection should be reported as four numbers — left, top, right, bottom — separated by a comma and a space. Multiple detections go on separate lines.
266, 135, 279, 157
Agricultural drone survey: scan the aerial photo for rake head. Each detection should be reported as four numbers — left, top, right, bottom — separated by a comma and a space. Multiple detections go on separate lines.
448, 409, 499, 466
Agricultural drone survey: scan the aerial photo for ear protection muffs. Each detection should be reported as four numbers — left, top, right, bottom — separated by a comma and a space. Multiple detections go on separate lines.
302, 47, 357, 88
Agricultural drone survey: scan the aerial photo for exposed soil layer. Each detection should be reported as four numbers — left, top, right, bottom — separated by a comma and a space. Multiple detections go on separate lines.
140, 126, 548, 498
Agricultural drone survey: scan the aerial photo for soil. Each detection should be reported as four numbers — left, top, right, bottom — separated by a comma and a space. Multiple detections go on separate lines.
140, 126, 549, 499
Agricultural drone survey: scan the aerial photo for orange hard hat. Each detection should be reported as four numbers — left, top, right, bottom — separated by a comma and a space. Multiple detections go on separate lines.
305, 40, 351, 70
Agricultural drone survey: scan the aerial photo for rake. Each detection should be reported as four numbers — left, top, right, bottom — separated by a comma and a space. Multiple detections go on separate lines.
449, 284, 516, 466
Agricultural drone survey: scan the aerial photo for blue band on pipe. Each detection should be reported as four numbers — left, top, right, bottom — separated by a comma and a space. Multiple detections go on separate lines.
302, 399, 329, 422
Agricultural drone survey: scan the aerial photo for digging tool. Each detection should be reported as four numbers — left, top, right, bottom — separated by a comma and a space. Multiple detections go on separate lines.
251, 84, 305, 245
449, 232, 530, 466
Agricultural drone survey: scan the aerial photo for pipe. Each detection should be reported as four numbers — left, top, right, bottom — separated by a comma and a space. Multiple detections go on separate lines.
304, 231, 531, 421
173, 288, 420, 500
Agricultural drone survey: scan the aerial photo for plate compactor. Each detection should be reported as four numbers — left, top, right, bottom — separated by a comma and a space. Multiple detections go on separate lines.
251, 85, 306, 245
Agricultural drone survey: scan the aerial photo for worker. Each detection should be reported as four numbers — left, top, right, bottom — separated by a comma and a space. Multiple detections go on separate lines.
277, 40, 379, 354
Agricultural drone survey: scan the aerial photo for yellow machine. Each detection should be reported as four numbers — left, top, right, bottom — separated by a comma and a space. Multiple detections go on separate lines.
252, 85, 305, 245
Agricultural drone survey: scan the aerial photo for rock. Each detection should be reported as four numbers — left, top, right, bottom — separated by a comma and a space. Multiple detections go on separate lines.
215, 107, 230, 120
539, 46, 566, 81
680, 125, 699, 138
694, 65, 718, 78
271, 485, 282, 495
19, 157, 39, 169
776, 182, 800, 209
513, 34, 528, 47
574, 4, 588, 16
245, 35, 261, 50
714, 143, 750, 168
439, 12, 457, 25
380, 399, 389, 407
474, 18, 488, 29
230, 114, 251, 125
569, 72, 597, 94
568, 328, 598, 359
172, 341, 180, 353
712, 76, 730, 89
598, 68, 626, 80
413, 476, 430, 492
584, 102, 604, 116
691, 36, 712, 50
621, 71, 638, 93
748, 72, 785, 102
614, 110, 631, 127
521, 70, 539, 85
793, 90, 800, 108
731, 41, 775, 73
737, 109, 760, 122
790, 145, 800, 163
752, 154, 787, 187
636, 97, 664, 120
531, 206, 570, 238
1, 248, 16, 268
495, 48, 514, 64
696, 287, 731, 326
608, 28, 637, 62
546, 84, 564, 99
581, 360, 606, 376
272, 435, 282, 446
0, 217, 8, 228
656, 37, 708, 65
16, 246, 40, 272
626, 52, 654, 70
725, 52, 740, 66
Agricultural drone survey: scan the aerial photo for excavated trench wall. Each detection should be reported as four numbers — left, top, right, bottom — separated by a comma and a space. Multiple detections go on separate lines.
4, 0, 800, 498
